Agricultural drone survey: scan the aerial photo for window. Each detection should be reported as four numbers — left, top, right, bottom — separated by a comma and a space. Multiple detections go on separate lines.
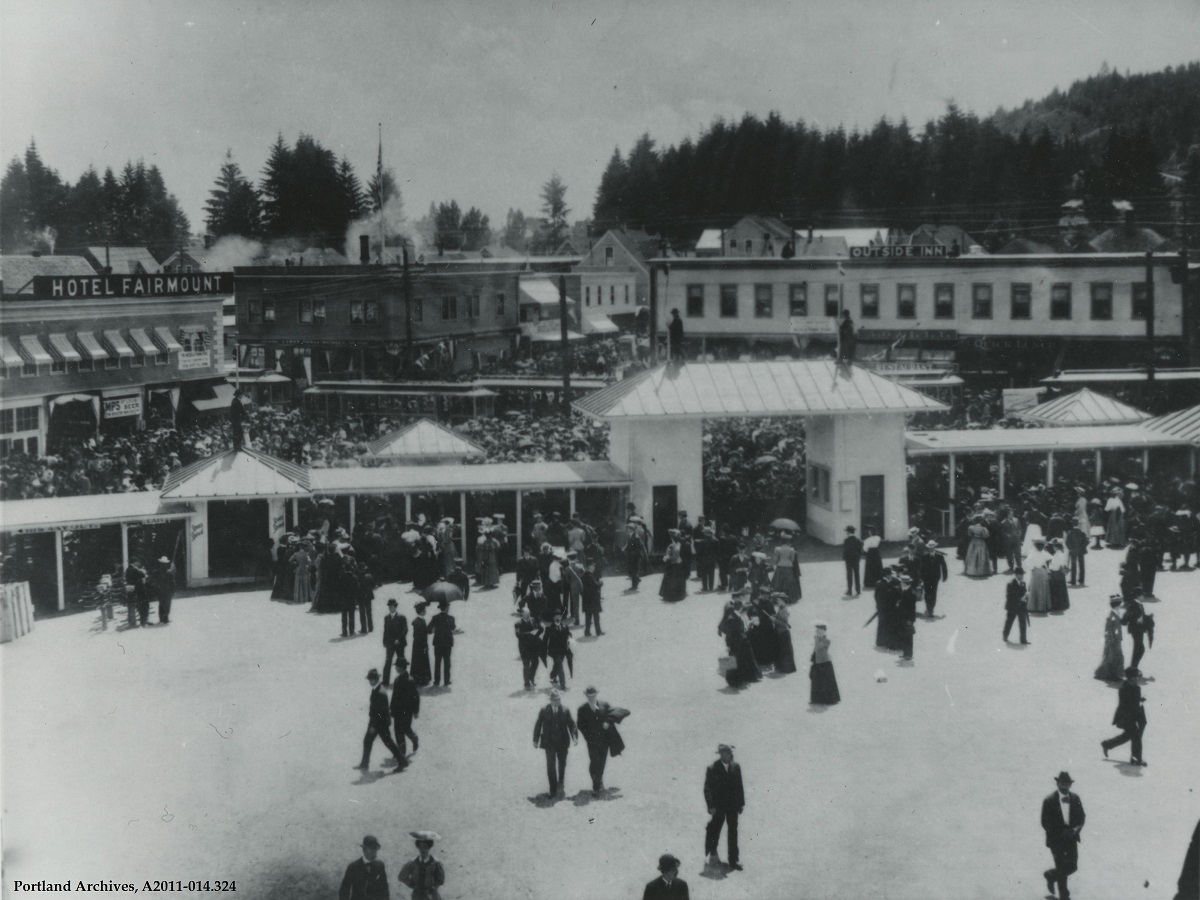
897, 284, 916, 319
131, 348, 144, 368
412, 299, 424, 323
825, 284, 840, 318
263, 299, 275, 322
300, 299, 327, 323
105, 352, 120, 370
934, 283, 954, 319
247, 345, 266, 369
350, 302, 364, 324
51, 354, 65, 374
0, 410, 10, 433
585, 286, 590, 307
744, 239, 752, 254
719, 284, 738, 318
1008, 283, 1032, 320
972, 284, 993, 319
754, 284, 774, 318
248, 299, 262, 324
15, 406, 39, 432
789, 283, 808, 317
464, 294, 478, 319
605, 246, 614, 267
686, 284, 704, 318
495, 293, 506, 316
729, 238, 737, 251
1132, 283, 1149, 320
300, 300, 313, 323
78, 353, 93, 372
366, 299, 379, 323
624, 284, 630, 305
1090, 283, 1113, 320
808, 463, 831, 507
610, 285, 615, 305
441, 296, 457, 321
1050, 283, 1072, 320
860, 284, 879, 319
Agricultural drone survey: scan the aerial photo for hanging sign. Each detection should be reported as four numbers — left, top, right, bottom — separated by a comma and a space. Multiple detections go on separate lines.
103, 395, 142, 418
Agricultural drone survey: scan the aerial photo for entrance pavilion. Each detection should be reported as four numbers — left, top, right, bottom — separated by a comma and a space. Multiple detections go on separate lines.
574, 360, 946, 543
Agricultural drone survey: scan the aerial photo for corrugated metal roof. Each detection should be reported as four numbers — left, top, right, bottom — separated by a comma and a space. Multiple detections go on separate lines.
574, 361, 947, 420
1041, 369, 1200, 385
86, 246, 160, 274
1017, 388, 1149, 426
905, 425, 1189, 456
1, 336, 24, 367
154, 326, 184, 353
161, 448, 311, 499
311, 460, 630, 495
0, 492, 192, 533
1143, 403, 1200, 445
367, 419, 486, 458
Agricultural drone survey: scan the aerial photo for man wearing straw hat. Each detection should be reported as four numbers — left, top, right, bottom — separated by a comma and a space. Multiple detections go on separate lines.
398, 831, 445, 900
338, 834, 388, 900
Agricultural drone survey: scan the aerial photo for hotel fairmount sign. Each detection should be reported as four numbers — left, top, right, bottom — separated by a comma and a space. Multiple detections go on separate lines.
32, 273, 232, 299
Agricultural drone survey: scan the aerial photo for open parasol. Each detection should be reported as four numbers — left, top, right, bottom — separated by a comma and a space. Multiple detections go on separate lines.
421, 581, 464, 604
769, 518, 802, 531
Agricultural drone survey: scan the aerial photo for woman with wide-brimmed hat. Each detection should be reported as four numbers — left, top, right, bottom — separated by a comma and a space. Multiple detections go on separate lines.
659, 529, 688, 602
809, 623, 841, 705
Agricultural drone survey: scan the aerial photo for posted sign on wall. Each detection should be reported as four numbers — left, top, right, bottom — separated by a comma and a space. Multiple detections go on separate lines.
103, 395, 142, 418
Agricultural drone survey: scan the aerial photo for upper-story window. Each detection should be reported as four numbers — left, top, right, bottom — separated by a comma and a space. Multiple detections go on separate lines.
605, 246, 614, 267
585, 286, 591, 307
495, 293, 506, 317
720, 284, 738, 318
897, 284, 916, 319
860, 284, 879, 319
1050, 284, 1072, 320
754, 284, 773, 318
972, 284, 993, 319
686, 285, 704, 318
1011, 283, 1031, 320
824, 284, 840, 318
441, 296, 457, 321
1131, 283, 1149, 320
789, 283, 807, 317
934, 283, 954, 319
1090, 283, 1113, 320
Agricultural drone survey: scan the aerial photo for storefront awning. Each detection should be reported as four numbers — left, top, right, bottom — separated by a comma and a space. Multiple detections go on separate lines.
48, 333, 82, 363
192, 382, 235, 412
582, 313, 619, 335
0, 336, 23, 368
129, 328, 159, 357
530, 330, 587, 343
154, 326, 184, 353
76, 332, 110, 361
19, 335, 53, 365
103, 330, 135, 358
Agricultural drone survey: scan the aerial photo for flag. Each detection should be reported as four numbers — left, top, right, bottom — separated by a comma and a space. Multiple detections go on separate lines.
837, 262, 846, 277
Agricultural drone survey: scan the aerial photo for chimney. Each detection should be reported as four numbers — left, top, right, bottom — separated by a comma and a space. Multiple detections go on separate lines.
359, 235, 370, 265
204, 234, 214, 250
807, 225, 813, 244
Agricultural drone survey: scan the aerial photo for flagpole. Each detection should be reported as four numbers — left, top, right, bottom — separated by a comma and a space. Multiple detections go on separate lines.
837, 262, 845, 362
377, 123, 385, 264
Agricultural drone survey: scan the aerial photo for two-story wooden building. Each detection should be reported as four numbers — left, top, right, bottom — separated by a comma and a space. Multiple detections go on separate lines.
574, 227, 660, 329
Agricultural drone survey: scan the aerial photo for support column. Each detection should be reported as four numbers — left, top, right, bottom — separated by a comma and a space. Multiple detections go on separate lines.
569, 488, 577, 518
291, 498, 299, 531
1191, 448, 1197, 479
997, 453, 1006, 500
55, 530, 65, 612
1046, 451, 1054, 487
947, 453, 956, 539
405, 494, 413, 525
1142, 448, 1150, 477
515, 489, 523, 557
1095, 449, 1103, 489
120, 522, 130, 572
349, 495, 356, 534
460, 492, 468, 560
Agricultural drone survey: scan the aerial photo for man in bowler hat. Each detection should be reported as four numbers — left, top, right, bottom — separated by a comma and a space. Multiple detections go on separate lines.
382, 599, 408, 686
532, 688, 578, 797
358, 668, 406, 772
1101, 672, 1148, 766
1041, 771, 1085, 899
339, 834, 389, 900
1003, 567, 1030, 644
643, 853, 689, 899
429, 600, 455, 687
704, 744, 745, 870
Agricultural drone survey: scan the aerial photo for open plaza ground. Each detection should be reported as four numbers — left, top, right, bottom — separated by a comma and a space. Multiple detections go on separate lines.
2, 546, 1197, 899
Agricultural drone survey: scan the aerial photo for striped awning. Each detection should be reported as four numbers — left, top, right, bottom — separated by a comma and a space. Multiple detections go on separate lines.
19, 334, 53, 365
129, 328, 159, 356
103, 330, 135, 358
154, 326, 184, 353
76, 332, 110, 361
48, 333, 82, 363
1, 336, 23, 368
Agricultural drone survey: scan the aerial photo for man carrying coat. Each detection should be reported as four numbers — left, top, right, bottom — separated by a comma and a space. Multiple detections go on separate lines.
704, 744, 745, 870
1041, 771, 1085, 900
576, 685, 629, 797
533, 689, 578, 797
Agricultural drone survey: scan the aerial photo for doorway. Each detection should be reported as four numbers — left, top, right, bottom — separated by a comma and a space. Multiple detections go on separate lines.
208, 499, 269, 578
861, 475, 884, 537
652, 485, 678, 553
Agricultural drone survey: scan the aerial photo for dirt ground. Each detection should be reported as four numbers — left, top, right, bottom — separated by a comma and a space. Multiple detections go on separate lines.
2, 547, 1197, 900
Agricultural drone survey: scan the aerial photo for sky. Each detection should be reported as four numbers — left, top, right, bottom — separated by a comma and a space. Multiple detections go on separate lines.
2, 0, 1198, 237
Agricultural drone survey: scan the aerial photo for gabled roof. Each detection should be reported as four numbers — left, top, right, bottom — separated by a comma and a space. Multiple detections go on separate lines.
904, 224, 977, 250
85, 246, 160, 274
574, 361, 947, 420
906, 425, 1188, 456
160, 448, 311, 500
1142, 402, 1200, 445
1087, 226, 1169, 253
734, 215, 793, 241
0, 255, 96, 294
1017, 388, 1150, 427
367, 418, 486, 458
807, 228, 888, 246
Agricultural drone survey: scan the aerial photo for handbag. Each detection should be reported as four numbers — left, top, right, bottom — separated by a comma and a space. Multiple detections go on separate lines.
717, 655, 737, 674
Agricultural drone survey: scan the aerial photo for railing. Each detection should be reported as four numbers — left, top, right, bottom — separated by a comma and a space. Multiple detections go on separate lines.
0, 582, 35, 642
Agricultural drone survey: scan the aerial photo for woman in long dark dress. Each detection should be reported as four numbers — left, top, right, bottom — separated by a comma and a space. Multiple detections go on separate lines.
1047, 540, 1070, 612
720, 598, 761, 687
862, 527, 883, 589
748, 595, 776, 670
271, 536, 294, 600
1094, 596, 1126, 682
771, 595, 797, 674
659, 530, 688, 602
770, 536, 802, 603
809, 623, 841, 705
410, 602, 432, 686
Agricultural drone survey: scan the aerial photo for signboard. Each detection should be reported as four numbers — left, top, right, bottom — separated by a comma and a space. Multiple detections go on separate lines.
1003, 388, 1043, 416
970, 337, 1058, 352
848, 245, 949, 259
191, 522, 205, 540
33, 273, 232, 300
177, 350, 211, 370
859, 328, 958, 342
103, 395, 142, 419
788, 318, 836, 335
864, 361, 958, 373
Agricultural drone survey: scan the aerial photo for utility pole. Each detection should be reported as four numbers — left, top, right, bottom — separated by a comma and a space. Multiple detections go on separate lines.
648, 260, 658, 364
558, 274, 572, 413
1145, 251, 1155, 385
402, 241, 414, 364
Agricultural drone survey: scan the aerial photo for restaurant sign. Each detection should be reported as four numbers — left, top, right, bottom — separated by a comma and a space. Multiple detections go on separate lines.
177, 350, 212, 370
33, 273, 232, 300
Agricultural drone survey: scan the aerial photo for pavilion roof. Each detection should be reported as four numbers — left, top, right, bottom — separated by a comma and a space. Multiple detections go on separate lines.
160, 448, 311, 499
905, 425, 1189, 456
1017, 388, 1150, 427
1142, 402, 1200, 445
367, 418, 486, 458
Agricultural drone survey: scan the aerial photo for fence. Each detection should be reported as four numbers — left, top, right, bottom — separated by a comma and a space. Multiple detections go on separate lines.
1, 581, 35, 643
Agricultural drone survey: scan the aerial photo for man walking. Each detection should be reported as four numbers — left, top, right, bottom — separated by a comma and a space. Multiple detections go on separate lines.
842, 526, 863, 598
338, 835, 389, 900
1122, 594, 1149, 676
381, 599, 408, 687
1101, 673, 1148, 766
919, 539, 948, 617
704, 744, 745, 870
357, 669, 406, 772
515, 606, 544, 689
896, 574, 918, 661
1041, 772, 1085, 900
1065, 517, 1089, 586
581, 562, 604, 636
1002, 567, 1030, 645
532, 689, 578, 797
625, 523, 648, 591
543, 613, 571, 690
389, 660, 420, 758
429, 600, 456, 687
643, 854, 689, 900
576, 685, 626, 797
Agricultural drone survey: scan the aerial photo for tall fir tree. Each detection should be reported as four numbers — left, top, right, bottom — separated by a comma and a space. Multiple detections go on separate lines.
205, 150, 263, 239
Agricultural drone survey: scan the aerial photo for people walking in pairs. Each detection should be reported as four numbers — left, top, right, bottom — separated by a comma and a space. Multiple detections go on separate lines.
389, 661, 420, 758
1101, 673, 1148, 766
357, 668, 405, 772
533, 689, 578, 797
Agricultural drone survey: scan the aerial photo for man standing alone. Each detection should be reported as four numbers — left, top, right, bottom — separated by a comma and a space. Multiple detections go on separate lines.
381, 599, 408, 686
704, 744, 745, 871
1002, 568, 1029, 645
1041, 772, 1085, 900
429, 600, 455, 687
842, 526, 863, 597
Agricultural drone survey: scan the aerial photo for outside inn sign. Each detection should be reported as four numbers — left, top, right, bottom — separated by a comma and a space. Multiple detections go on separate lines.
32, 273, 232, 299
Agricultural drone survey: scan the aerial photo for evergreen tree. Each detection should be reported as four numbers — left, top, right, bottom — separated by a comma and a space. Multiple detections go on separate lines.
433, 200, 463, 254
0, 156, 30, 250
537, 173, 569, 251
502, 208, 528, 251
593, 148, 628, 232
366, 165, 398, 216
205, 150, 263, 239
259, 133, 357, 250
460, 207, 492, 251
340, 156, 368, 221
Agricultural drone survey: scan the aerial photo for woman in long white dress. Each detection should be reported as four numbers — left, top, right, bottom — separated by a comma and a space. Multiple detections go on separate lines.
1025, 539, 1051, 613
1105, 490, 1126, 547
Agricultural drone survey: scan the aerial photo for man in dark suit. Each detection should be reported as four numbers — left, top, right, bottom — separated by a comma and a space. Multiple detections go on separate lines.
381, 600, 408, 687
842, 526, 863, 597
532, 689, 578, 797
1122, 594, 1149, 675
338, 834, 389, 900
1065, 518, 1089, 586
643, 853, 689, 900
389, 661, 420, 758
1101, 673, 1148, 765
358, 669, 405, 772
125, 556, 150, 627
1041, 771, 1085, 900
919, 539, 948, 617
576, 685, 615, 796
543, 613, 571, 690
515, 607, 544, 689
1002, 568, 1030, 644
429, 600, 455, 687
704, 744, 745, 870
229, 387, 246, 451
896, 574, 918, 661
